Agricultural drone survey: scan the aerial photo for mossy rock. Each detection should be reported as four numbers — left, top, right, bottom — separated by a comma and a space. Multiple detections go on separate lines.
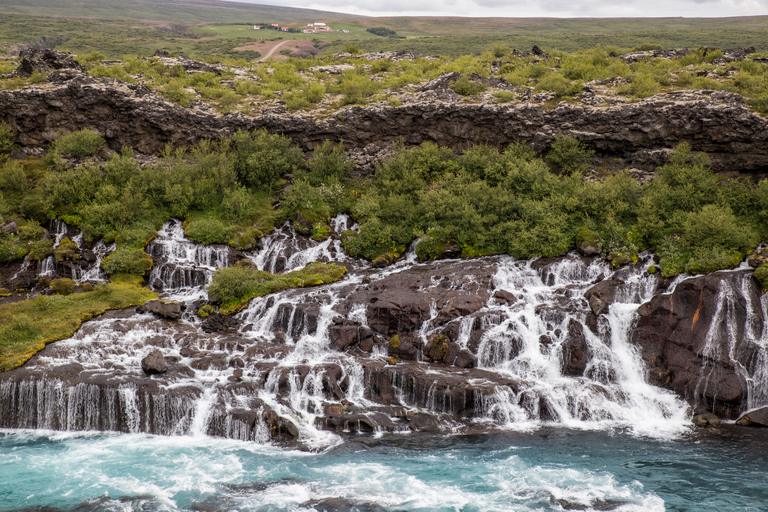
50, 278, 76, 295
0, 287, 11, 297
54, 237, 79, 262
196, 304, 215, 318
389, 335, 401, 349
311, 221, 331, 242
755, 264, 768, 293
424, 334, 449, 362
372, 252, 399, 268
647, 265, 657, 274
28, 238, 53, 261
101, 248, 153, 276
576, 227, 601, 256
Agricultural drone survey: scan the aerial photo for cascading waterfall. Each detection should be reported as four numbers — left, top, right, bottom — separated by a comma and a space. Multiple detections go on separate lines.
5, 214, 768, 448
147, 219, 232, 300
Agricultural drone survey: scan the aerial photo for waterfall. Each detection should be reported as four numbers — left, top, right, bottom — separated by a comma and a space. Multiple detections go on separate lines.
147, 219, 232, 300
7, 215, 768, 447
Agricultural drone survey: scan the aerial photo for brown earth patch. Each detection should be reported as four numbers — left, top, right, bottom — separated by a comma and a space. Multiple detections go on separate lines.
234, 39, 319, 61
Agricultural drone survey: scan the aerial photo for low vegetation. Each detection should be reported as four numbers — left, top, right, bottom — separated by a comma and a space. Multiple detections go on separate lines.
208, 261, 348, 314
0, 275, 156, 372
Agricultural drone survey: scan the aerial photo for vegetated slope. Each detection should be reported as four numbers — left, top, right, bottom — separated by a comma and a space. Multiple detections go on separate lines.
0, 0, 356, 24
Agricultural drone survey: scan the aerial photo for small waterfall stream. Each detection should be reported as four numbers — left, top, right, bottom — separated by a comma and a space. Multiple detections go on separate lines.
3, 215, 768, 448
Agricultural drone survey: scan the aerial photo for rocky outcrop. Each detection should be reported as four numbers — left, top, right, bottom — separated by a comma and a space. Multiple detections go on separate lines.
633, 270, 765, 418
1, 66, 767, 172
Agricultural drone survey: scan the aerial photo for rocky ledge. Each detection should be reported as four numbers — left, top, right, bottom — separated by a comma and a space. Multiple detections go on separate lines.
1, 51, 767, 173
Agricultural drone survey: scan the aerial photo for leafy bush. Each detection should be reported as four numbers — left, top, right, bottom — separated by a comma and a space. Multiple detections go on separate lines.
230, 129, 303, 189
0, 161, 27, 193
450, 75, 486, 96
367, 27, 398, 38
0, 122, 14, 162
51, 129, 106, 158
50, 278, 76, 295
185, 218, 235, 245
303, 140, 354, 186
101, 248, 153, 276
545, 134, 594, 175
222, 186, 257, 223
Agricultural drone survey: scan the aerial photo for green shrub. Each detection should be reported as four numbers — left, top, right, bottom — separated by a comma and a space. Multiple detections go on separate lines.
0, 161, 27, 193
492, 91, 515, 102
415, 228, 449, 262
230, 129, 303, 190
545, 134, 594, 175
450, 75, 486, 96
0, 122, 14, 161
222, 186, 257, 223
0, 238, 27, 263
303, 140, 354, 186
51, 129, 106, 158
101, 248, 153, 276
185, 218, 234, 245
50, 278, 76, 295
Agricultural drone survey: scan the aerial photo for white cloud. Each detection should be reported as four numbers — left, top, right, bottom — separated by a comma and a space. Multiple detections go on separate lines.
233, 0, 768, 17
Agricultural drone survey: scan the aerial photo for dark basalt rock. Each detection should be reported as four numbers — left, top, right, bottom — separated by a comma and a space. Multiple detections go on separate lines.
139, 299, 182, 320
735, 406, 768, 427
633, 270, 762, 418
141, 349, 167, 375
2, 54, 767, 173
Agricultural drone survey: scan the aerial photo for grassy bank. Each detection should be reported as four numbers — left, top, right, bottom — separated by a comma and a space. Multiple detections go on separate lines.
209, 261, 348, 315
0, 275, 156, 372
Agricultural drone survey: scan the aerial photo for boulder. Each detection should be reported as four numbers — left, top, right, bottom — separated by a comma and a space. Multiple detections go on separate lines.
735, 406, 768, 427
140, 299, 182, 320
561, 319, 589, 376
748, 248, 768, 268
587, 294, 608, 316
141, 349, 167, 375
692, 412, 721, 427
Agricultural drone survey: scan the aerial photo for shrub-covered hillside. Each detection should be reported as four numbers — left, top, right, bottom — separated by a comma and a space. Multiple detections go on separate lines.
1, 125, 766, 281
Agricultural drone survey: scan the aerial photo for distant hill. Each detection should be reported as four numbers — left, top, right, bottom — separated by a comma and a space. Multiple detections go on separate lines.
0, 0, 358, 24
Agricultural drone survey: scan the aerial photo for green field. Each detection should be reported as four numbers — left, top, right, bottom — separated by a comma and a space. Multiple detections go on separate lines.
2, 0, 768, 60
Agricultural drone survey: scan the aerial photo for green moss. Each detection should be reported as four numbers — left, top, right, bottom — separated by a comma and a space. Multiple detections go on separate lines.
50, 278, 76, 295
647, 265, 658, 274
101, 248, 153, 276
311, 221, 332, 242
208, 261, 348, 315
54, 237, 79, 262
0, 275, 156, 373
755, 264, 768, 293
389, 334, 401, 349
196, 304, 215, 318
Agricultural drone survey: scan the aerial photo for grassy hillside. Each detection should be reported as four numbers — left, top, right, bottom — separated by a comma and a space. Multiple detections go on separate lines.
0, 0, 356, 24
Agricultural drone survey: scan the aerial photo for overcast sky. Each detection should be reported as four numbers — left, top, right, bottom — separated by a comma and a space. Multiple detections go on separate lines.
233, 0, 768, 18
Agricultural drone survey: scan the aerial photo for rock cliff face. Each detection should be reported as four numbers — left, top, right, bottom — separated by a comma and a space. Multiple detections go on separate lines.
1, 67, 767, 173
633, 270, 768, 419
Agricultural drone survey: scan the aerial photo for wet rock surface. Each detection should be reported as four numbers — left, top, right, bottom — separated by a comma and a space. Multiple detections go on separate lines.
1, 217, 767, 446
633, 270, 767, 418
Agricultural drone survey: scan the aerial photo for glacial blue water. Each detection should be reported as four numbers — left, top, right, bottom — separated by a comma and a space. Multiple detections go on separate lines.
2, 427, 768, 512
